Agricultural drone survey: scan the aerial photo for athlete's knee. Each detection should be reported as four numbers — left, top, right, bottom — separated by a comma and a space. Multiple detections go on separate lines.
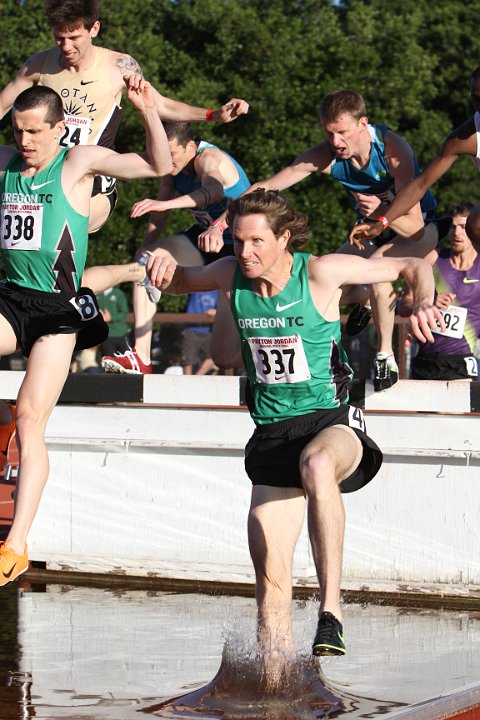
15, 404, 48, 445
299, 447, 337, 494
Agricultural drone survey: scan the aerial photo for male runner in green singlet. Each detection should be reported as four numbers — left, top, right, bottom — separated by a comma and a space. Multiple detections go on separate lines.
0, 78, 171, 586
142, 189, 442, 661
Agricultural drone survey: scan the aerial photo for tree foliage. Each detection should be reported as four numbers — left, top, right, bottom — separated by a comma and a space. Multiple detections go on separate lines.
0, 0, 478, 310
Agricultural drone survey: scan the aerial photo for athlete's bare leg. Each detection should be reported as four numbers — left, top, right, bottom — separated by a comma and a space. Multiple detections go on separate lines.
248, 485, 305, 658
299, 425, 363, 622
337, 238, 377, 314
211, 293, 243, 369
0, 316, 20, 456
133, 235, 204, 365
5, 332, 77, 555
370, 222, 439, 355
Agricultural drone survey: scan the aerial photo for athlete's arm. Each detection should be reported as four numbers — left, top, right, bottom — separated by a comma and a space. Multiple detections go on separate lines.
114, 51, 249, 124
350, 121, 477, 243
131, 149, 226, 217
142, 176, 176, 245
76, 77, 172, 180
249, 142, 333, 195
380, 130, 424, 237
198, 142, 331, 250
310, 253, 443, 343
153, 93, 249, 123
146, 253, 236, 295
0, 54, 44, 120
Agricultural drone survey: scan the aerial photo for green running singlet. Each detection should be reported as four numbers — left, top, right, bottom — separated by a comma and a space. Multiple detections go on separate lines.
231, 252, 353, 424
0, 147, 88, 294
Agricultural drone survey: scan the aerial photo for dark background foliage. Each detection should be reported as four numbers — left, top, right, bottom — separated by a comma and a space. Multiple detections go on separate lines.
1, 0, 478, 311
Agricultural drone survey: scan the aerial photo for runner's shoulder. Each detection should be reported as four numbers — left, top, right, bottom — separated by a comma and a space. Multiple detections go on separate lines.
443, 116, 477, 155
109, 49, 144, 80
17, 50, 50, 80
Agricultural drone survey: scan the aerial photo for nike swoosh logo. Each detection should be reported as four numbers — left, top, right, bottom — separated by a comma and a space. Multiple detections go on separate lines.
30, 179, 54, 190
463, 278, 480, 284
80, 80, 94, 85
276, 299, 302, 312
3, 563, 17, 579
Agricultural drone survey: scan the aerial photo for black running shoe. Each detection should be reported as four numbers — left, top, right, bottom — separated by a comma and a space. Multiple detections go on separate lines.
345, 304, 372, 336
373, 353, 399, 392
312, 611, 345, 656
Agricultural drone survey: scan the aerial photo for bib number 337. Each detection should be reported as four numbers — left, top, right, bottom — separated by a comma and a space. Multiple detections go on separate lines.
248, 334, 311, 384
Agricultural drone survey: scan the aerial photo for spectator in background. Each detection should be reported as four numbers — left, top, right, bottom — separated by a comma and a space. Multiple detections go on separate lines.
183, 290, 219, 375
98, 287, 131, 358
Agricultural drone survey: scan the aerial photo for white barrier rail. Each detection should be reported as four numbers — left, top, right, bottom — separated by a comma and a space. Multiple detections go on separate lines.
1, 372, 479, 601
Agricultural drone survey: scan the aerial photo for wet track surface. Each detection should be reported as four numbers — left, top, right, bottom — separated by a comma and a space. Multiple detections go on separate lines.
0, 583, 479, 719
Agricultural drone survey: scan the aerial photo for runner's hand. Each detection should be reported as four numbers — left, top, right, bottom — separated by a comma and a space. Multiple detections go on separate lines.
349, 220, 384, 250
407, 302, 445, 345
146, 251, 177, 290
124, 74, 155, 110
435, 292, 455, 310
215, 98, 249, 123
198, 225, 225, 253
352, 192, 382, 217
131, 198, 166, 218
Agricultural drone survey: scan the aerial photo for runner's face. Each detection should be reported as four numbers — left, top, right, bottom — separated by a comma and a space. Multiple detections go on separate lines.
322, 113, 367, 159
233, 214, 290, 280
470, 76, 480, 113
168, 139, 196, 175
12, 106, 64, 167
52, 22, 99, 66
449, 214, 473, 254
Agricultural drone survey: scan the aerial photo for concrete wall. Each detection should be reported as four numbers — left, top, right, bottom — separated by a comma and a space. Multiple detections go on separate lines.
2, 372, 479, 596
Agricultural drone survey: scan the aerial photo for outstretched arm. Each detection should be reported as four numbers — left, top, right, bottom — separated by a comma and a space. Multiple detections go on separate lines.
153, 93, 249, 123
349, 124, 477, 245
0, 53, 45, 120
115, 52, 249, 123
142, 176, 176, 245
131, 149, 225, 217
78, 75, 172, 180
198, 142, 331, 251
146, 253, 236, 295
312, 254, 444, 343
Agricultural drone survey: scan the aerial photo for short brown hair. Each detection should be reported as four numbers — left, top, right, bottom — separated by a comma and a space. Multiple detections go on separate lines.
163, 121, 196, 147
450, 201, 474, 217
13, 86, 64, 127
227, 189, 309, 252
45, 0, 101, 31
319, 89, 367, 124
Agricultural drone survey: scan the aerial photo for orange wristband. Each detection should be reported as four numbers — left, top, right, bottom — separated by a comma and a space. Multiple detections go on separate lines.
377, 216, 389, 229
205, 109, 216, 121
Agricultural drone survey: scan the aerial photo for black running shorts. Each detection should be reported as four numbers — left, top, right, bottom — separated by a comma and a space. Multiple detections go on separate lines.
244, 404, 383, 493
411, 352, 478, 380
0, 282, 108, 357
